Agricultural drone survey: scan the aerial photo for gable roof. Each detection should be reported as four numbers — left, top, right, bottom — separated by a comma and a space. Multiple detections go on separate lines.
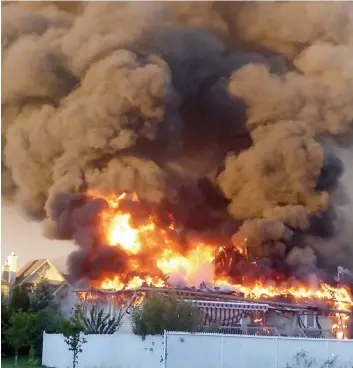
15, 258, 67, 287
15, 259, 48, 285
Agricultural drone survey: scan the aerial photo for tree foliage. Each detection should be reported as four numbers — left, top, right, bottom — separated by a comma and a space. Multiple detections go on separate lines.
1, 296, 12, 356
64, 333, 87, 368
31, 307, 62, 357
8, 285, 30, 314
29, 271, 55, 313
5, 310, 39, 366
58, 304, 85, 337
59, 305, 87, 368
132, 293, 204, 338
59, 304, 123, 335
81, 305, 123, 334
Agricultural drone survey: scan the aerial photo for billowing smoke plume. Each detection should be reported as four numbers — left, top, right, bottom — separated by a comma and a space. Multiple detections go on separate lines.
3, 1, 353, 285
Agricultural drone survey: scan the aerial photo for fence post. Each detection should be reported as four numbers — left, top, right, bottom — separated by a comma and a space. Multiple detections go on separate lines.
220, 335, 224, 368
163, 331, 168, 368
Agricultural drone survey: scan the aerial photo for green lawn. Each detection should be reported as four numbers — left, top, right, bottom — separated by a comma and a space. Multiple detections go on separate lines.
1, 356, 43, 368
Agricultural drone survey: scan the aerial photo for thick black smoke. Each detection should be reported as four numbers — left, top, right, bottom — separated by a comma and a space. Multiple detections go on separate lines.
2, 2, 353, 285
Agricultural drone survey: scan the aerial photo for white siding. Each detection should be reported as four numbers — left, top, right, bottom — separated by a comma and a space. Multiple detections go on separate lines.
265, 310, 334, 337
56, 285, 80, 317
119, 313, 133, 334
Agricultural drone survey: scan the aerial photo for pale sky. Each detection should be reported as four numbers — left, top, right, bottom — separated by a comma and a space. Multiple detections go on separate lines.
1, 203, 75, 272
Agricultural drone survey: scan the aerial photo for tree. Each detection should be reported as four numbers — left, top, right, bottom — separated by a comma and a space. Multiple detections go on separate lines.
29, 271, 55, 313
5, 310, 39, 366
58, 304, 85, 336
1, 296, 12, 356
58, 304, 86, 368
132, 293, 204, 339
28, 271, 63, 357
8, 285, 30, 314
81, 305, 123, 334
64, 332, 87, 368
31, 307, 63, 358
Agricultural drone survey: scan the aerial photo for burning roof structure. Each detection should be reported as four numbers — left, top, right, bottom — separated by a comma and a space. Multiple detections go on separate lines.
76, 284, 352, 339
3, 0, 353, 341
65, 191, 352, 339
76, 284, 352, 316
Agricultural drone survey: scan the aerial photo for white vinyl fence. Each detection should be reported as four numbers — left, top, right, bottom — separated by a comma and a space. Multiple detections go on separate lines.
164, 332, 353, 368
42, 332, 353, 368
42, 332, 164, 368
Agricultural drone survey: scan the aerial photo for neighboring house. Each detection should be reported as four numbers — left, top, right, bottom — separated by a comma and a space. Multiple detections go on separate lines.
76, 286, 351, 339
1, 253, 79, 317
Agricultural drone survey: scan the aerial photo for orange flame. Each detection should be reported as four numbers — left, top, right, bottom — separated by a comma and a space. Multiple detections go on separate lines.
85, 190, 353, 339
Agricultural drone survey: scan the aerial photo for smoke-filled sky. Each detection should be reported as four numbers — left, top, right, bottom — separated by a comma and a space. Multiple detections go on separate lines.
2, 1, 353, 282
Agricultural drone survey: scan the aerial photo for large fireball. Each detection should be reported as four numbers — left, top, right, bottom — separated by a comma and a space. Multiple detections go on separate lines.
85, 190, 353, 339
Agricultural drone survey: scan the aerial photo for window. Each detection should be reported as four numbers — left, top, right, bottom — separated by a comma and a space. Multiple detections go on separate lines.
305, 314, 316, 328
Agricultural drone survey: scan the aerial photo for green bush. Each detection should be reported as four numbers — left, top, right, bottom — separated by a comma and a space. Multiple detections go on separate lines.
1, 297, 13, 356
8, 286, 30, 315
132, 293, 204, 339
32, 307, 63, 357
5, 310, 40, 366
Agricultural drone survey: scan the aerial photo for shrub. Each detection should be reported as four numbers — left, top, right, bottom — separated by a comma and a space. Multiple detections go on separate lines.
58, 305, 87, 368
8, 285, 30, 315
81, 305, 123, 334
132, 293, 204, 339
5, 310, 39, 366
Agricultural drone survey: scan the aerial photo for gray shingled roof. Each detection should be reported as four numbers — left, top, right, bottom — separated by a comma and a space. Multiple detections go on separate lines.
15, 259, 48, 285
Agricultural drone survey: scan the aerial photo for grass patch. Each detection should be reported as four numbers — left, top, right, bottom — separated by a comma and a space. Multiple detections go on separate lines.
1, 356, 43, 368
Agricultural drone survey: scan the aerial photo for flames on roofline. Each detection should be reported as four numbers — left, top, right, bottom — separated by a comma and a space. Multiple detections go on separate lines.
72, 190, 353, 339
76, 285, 352, 339
75, 285, 352, 314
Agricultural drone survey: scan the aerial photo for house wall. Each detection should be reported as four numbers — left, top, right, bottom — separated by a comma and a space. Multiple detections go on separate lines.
42, 332, 353, 368
81, 297, 120, 315
120, 313, 134, 333
56, 285, 81, 317
79, 296, 134, 333
265, 310, 333, 337
77, 297, 337, 337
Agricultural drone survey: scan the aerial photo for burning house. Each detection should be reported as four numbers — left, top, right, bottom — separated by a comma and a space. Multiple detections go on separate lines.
65, 191, 352, 340
2, 1, 353, 343
76, 284, 352, 339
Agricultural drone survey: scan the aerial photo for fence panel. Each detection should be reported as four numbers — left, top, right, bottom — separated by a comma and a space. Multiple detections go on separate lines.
42, 332, 164, 368
222, 334, 277, 368
164, 332, 353, 368
42, 331, 353, 368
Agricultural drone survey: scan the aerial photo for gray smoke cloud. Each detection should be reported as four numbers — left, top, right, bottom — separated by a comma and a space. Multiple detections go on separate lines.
2, 1, 353, 279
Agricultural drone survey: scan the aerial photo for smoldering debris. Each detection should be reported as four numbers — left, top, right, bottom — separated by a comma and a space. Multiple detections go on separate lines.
2, 1, 353, 284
